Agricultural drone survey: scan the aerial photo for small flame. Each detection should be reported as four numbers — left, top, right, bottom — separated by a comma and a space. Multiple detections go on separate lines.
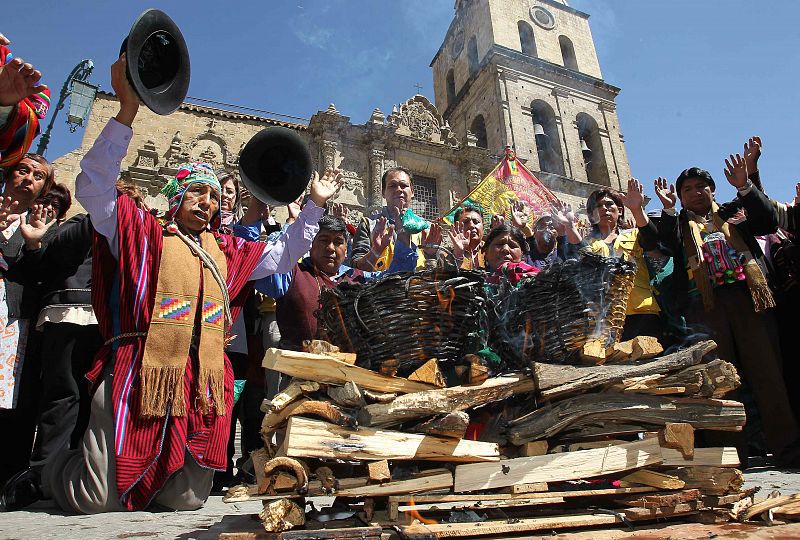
435, 286, 456, 316
406, 496, 438, 525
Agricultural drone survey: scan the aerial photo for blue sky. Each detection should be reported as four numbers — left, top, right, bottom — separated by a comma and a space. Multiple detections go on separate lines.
4, 0, 800, 206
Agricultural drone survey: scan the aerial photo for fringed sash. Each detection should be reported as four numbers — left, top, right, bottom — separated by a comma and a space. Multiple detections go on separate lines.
139, 230, 228, 417
682, 202, 775, 313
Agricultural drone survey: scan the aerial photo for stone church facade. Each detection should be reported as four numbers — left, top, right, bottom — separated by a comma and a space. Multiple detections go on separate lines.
55, 0, 629, 223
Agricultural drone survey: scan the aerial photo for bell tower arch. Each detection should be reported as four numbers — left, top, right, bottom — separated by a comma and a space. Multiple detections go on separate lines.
431, 0, 630, 201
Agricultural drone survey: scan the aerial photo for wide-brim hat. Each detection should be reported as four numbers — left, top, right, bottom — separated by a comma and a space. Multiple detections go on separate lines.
121, 9, 190, 116
238, 127, 312, 206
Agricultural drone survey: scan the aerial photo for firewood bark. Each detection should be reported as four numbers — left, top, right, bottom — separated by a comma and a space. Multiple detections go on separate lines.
618, 469, 686, 490
284, 416, 500, 462
260, 498, 305, 533
358, 373, 535, 428
506, 393, 744, 445
410, 411, 470, 439
262, 399, 356, 431
661, 422, 695, 459
367, 460, 391, 482
269, 380, 320, 412
534, 340, 717, 400
657, 359, 741, 398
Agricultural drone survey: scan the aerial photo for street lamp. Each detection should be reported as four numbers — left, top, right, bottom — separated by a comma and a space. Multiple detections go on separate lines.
36, 59, 96, 155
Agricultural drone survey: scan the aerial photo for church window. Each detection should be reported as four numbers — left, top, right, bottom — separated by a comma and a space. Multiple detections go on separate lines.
518, 21, 537, 57
470, 115, 488, 149
559, 35, 578, 70
467, 36, 479, 77
531, 100, 565, 176
446, 68, 456, 105
576, 113, 610, 186
411, 175, 439, 221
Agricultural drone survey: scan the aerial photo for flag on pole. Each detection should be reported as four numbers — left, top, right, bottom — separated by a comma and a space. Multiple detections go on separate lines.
441, 146, 558, 224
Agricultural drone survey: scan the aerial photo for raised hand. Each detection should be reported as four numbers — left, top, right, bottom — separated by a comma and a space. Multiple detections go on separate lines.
287, 193, 303, 222
448, 220, 470, 258
111, 54, 139, 126
421, 222, 443, 258
621, 178, 645, 210
0, 32, 9, 46
743, 136, 762, 174
19, 203, 56, 249
309, 168, 344, 207
550, 199, 575, 228
331, 202, 348, 222
724, 153, 749, 189
654, 177, 677, 209
509, 200, 530, 228
794, 183, 800, 207
0, 56, 47, 106
370, 216, 395, 255
0, 196, 21, 232
490, 214, 505, 230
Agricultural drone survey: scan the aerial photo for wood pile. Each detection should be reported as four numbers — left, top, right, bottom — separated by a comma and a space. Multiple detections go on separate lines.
221, 339, 798, 539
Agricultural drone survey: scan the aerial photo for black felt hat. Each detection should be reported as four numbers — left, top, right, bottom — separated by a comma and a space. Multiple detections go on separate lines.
120, 9, 190, 115
239, 127, 313, 206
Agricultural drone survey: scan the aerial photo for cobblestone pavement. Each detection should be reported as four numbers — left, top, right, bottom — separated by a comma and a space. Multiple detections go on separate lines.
0, 468, 798, 539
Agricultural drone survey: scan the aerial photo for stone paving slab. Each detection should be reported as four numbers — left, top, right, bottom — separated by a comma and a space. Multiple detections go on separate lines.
1, 469, 798, 539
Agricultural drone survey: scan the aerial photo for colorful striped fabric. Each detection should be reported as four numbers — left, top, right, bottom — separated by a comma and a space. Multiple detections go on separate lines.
442, 145, 558, 225
86, 193, 265, 510
157, 297, 192, 321
201, 300, 224, 325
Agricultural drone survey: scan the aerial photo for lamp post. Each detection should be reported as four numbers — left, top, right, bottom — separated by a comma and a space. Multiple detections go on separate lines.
36, 59, 97, 156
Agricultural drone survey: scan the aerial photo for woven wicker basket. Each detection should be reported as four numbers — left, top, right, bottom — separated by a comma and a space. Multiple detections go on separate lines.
490, 252, 637, 367
317, 270, 489, 375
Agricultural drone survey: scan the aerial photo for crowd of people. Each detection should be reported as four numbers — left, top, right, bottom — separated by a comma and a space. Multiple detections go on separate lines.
1, 33, 799, 515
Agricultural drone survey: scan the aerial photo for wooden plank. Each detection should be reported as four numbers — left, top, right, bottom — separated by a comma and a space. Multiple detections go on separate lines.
661, 447, 740, 468
497, 482, 549, 494
262, 348, 434, 394
453, 438, 663, 492
622, 501, 701, 520
534, 340, 717, 400
278, 527, 382, 540
666, 467, 744, 496
284, 416, 500, 462
335, 472, 453, 497
400, 513, 622, 539
389, 486, 655, 504
507, 394, 744, 445
619, 469, 686, 490
396, 496, 565, 514
358, 373, 536, 428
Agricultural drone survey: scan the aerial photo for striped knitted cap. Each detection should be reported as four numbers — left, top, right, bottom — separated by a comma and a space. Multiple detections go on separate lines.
162, 162, 222, 230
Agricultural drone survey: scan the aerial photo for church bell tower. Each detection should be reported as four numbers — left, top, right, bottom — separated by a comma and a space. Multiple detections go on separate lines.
431, 0, 630, 201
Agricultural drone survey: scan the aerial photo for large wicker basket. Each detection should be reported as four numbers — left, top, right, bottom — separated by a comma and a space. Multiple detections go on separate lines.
317, 270, 489, 375
489, 252, 637, 367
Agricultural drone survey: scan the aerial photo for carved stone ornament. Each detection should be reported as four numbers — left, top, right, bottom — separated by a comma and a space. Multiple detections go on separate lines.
322, 140, 337, 170
387, 95, 459, 146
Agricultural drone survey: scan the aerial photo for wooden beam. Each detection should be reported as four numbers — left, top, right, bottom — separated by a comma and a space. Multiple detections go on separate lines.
389, 486, 656, 504
534, 340, 717, 400
335, 472, 453, 497
661, 447, 740, 468
284, 416, 500, 462
262, 348, 434, 394
453, 438, 663, 492
738, 493, 800, 521
507, 394, 745, 444
619, 469, 686, 490
358, 373, 536, 428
